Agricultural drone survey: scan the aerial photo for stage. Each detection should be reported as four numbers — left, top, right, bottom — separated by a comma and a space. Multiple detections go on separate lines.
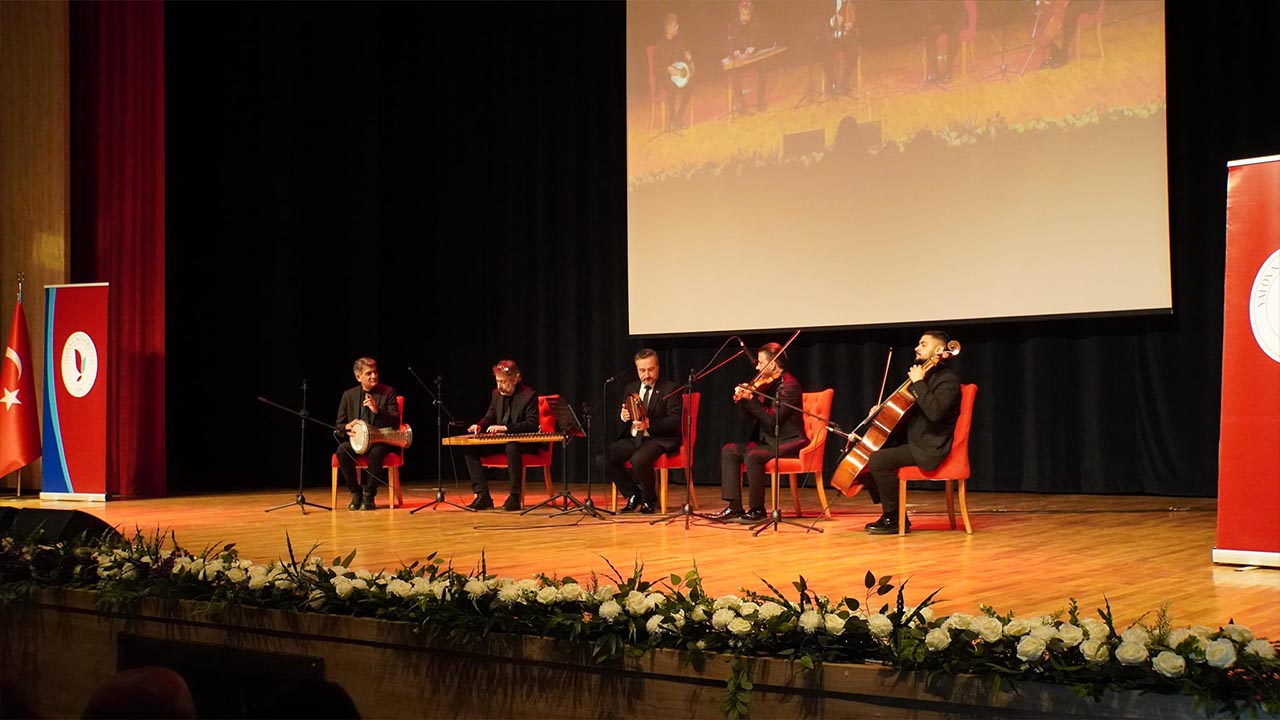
9, 483, 1277, 640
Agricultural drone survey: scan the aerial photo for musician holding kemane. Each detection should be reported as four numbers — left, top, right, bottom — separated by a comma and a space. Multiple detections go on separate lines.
710, 343, 808, 523
334, 357, 400, 511
856, 331, 961, 534
462, 359, 541, 511
654, 13, 694, 131
603, 348, 682, 514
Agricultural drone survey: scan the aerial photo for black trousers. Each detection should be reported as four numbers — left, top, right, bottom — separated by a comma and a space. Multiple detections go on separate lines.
866, 444, 942, 516
464, 443, 524, 495
720, 438, 808, 511
603, 437, 671, 505
336, 443, 395, 498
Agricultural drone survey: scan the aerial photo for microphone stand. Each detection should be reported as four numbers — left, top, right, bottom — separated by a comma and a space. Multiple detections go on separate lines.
407, 368, 474, 514
263, 381, 333, 513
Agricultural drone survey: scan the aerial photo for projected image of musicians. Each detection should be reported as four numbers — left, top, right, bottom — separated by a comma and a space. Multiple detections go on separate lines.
710, 343, 808, 523
923, 0, 964, 83
602, 349, 682, 514
726, 0, 771, 113
335, 357, 400, 511
823, 0, 860, 95
655, 13, 695, 131
463, 359, 540, 511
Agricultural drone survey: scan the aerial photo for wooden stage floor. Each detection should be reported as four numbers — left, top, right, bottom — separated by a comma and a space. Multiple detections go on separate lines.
8, 483, 1278, 641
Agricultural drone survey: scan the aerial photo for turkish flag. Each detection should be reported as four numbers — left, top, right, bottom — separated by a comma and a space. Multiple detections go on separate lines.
0, 299, 42, 476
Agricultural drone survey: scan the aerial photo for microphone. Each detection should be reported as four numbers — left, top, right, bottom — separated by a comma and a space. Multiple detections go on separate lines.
435, 375, 443, 383
604, 370, 631, 384
736, 337, 756, 365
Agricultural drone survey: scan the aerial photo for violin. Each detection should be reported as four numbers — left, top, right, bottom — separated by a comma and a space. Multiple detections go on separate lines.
733, 367, 781, 403
830, 340, 961, 495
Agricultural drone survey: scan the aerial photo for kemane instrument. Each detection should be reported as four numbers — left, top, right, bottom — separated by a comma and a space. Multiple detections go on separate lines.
829, 340, 961, 494
623, 392, 649, 424
349, 420, 414, 455
441, 432, 566, 446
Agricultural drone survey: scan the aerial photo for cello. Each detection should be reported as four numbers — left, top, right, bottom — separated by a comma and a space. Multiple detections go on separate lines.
829, 339, 961, 495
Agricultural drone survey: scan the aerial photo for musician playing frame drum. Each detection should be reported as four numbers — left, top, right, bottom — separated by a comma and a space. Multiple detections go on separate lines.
654, 12, 694, 131
335, 357, 400, 511
462, 359, 541, 512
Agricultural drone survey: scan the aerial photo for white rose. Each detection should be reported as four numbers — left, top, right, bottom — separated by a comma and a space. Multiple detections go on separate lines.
915, 607, 935, 623
536, 586, 559, 605
1081, 618, 1110, 640
330, 565, 349, 577
557, 583, 584, 602
799, 610, 823, 635
121, 567, 139, 581
497, 585, 523, 605
387, 579, 412, 598
1016, 635, 1048, 662
429, 580, 451, 601
672, 610, 686, 628
516, 578, 538, 592
1245, 639, 1277, 659
1166, 628, 1203, 654
464, 579, 488, 598
596, 584, 619, 602
1153, 651, 1186, 678
646, 615, 665, 635
140, 555, 153, 565
728, 617, 754, 635
1116, 641, 1149, 665
1030, 625, 1056, 641
942, 613, 973, 632
333, 578, 354, 598
226, 568, 247, 584
690, 606, 708, 623
273, 578, 295, 590
598, 599, 622, 621
975, 617, 1004, 643
1205, 638, 1237, 669
1189, 625, 1214, 638
713, 595, 742, 611
824, 613, 847, 636
624, 591, 650, 616
867, 613, 893, 639
355, 568, 373, 581
408, 578, 431, 596
1056, 623, 1084, 648
1003, 618, 1033, 638
758, 601, 784, 620
248, 575, 270, 590
1080, 638, 1110, 662
1037, 615, 1055, 626
307, 589, 325, 609
712, 608, 737, 630
738, 601, 759, 617
925, 627, 952, 652
1120, 626, 1150, 646
1223, 624, 1253, 644
350, 578, 368, 591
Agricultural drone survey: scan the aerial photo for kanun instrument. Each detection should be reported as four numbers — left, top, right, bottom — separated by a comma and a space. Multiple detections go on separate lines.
441, 432, 566, 446
829, 340, 961, 495
349, 420, 414, 454
720, 45, 787, 71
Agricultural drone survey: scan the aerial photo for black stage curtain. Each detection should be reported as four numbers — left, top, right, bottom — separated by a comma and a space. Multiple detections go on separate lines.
165, 2, 1278, 498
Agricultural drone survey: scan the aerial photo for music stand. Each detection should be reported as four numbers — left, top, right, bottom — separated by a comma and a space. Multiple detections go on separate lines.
262, 382, 331, 514
522, 397, 596, 517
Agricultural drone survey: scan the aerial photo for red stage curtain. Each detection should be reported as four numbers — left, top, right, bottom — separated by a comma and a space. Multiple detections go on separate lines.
70, 1, 166, 497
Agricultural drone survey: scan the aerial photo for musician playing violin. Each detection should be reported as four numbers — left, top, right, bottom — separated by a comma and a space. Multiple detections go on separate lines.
603, 348, 682, 514
711, 342, 808, 523
335, 357, 401, 511
860, 331, 961, 534
462, 359, 540, 511
654, 13, 694, 131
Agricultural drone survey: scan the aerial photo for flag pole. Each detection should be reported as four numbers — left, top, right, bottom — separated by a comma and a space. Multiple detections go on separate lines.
14, 272, 21, 498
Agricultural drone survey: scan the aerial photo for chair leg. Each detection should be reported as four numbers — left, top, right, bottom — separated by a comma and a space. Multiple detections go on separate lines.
610, 483, 618, 512
542, 466, 555, 508
789, 473, 802, 518
388, 467, 398, 508
520, 469, 527, 510
945, 479, 957, 529
814, 469, 832, 519
898, 481, 908, 536
770, 467, 780, 514
958, 479, 973, 534
1096, 24, 1104, 61
658, 468, 668, 514
856, 54, 862, 96
331, 467, 339, 509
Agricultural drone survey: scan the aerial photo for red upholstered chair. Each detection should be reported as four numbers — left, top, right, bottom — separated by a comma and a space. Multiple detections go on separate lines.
611, 392, 701, 513
895, 384, 978, 536
740, 390, 835, 518
481, 394, 557, 509
331, 395, 405, 508
1074, 0, 1106, 63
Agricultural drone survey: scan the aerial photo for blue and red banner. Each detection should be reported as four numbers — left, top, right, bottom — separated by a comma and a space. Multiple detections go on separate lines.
41, 283, 110, 501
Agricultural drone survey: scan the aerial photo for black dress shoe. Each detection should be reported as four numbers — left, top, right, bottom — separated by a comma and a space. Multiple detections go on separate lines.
619, 495, 642, 513
347, 494, 362, 510
638, 502, 656, 515
467, 494, 494, 511
359, 497, 376, 511
865, 513, 910, 534
736, 508, 767, 523
501, 494, 522, 512
706, 506, 744, 521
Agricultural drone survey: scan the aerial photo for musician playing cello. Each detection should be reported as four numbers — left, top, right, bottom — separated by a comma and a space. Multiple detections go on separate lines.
710, 343, 808, 523
603, 349, 682, 514
463, 359, 540, 511
335, 357, 401, 511
654, 13, 694, 131
859, 331, 961, 534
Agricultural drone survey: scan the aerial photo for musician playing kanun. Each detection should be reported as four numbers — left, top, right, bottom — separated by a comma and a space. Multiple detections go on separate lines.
335, 357, 400, 511
463, 359, 540, 511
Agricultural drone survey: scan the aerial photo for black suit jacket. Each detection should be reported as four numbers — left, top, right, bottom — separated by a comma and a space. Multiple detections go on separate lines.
740, 372, 807, 445
903, 363, 961, 470
475, 384, 540, 434
335, 383, 400, 440
615, 378, 683, 453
